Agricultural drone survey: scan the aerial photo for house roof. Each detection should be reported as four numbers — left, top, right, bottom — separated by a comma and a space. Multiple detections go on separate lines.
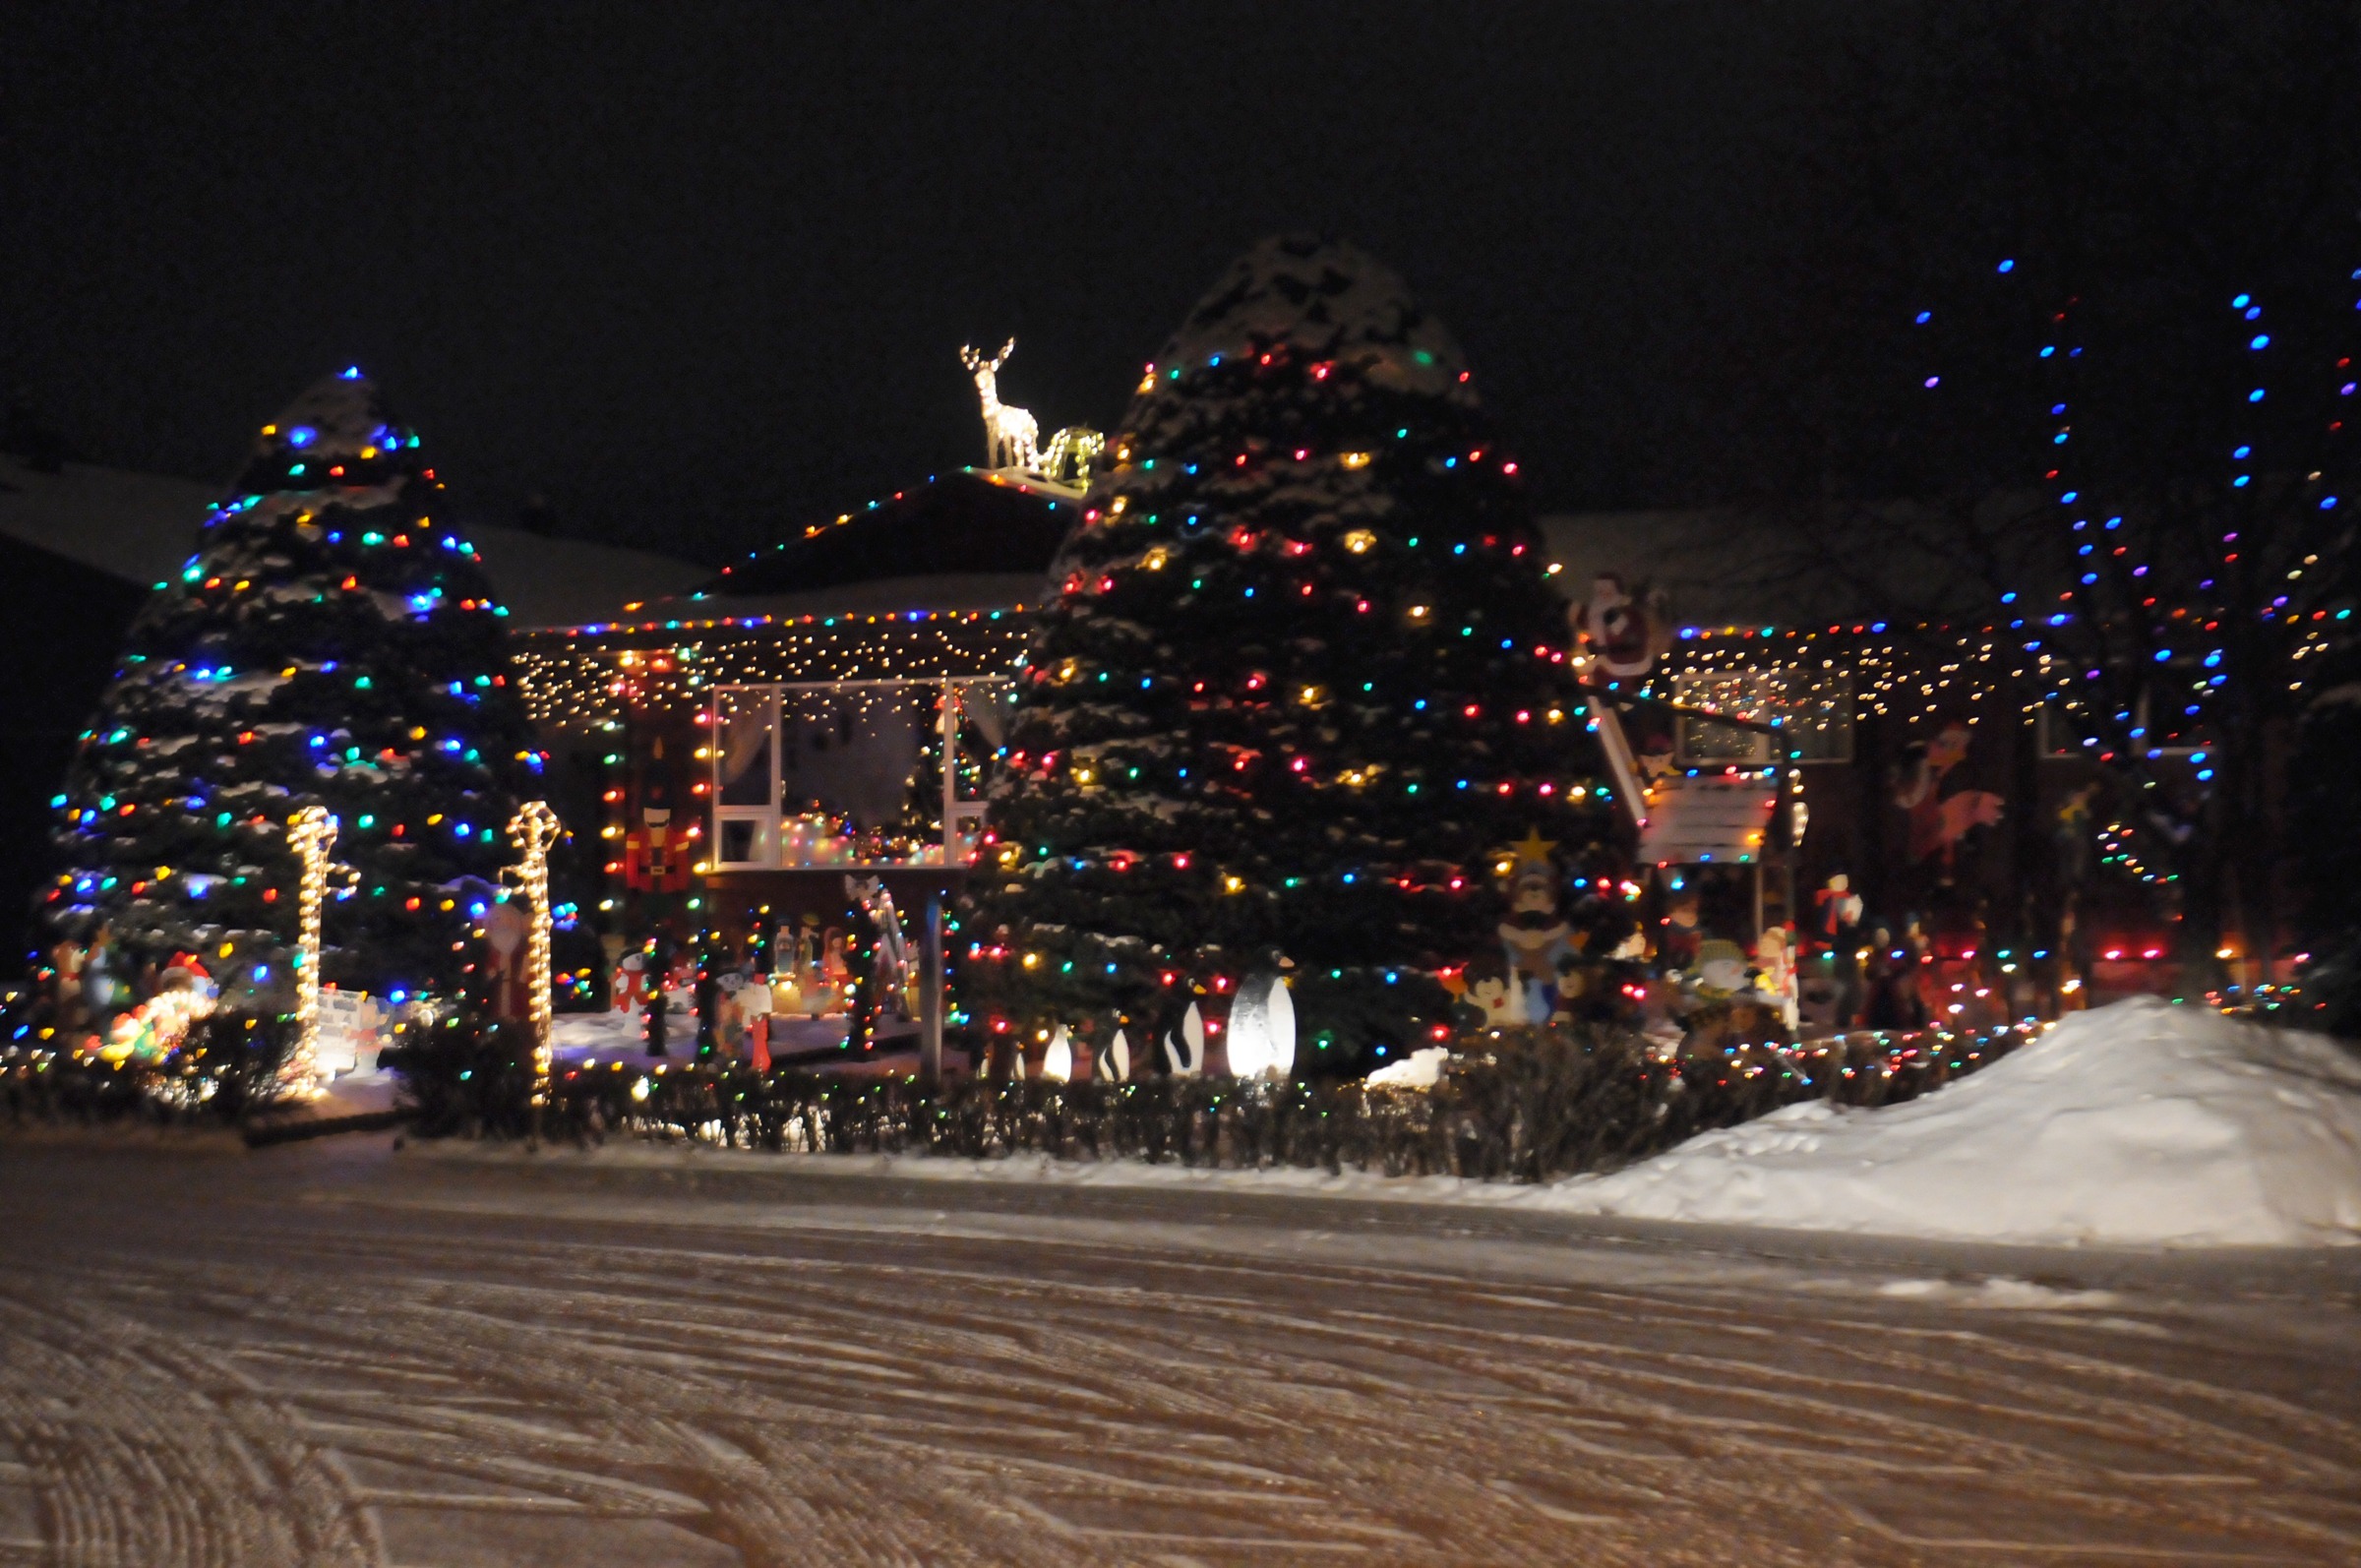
686, 467, 1078, 593
595, 466, 1079, 629
0, 453, 707, 630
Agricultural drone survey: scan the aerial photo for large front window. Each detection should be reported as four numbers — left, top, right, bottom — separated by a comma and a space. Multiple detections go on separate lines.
709, 677, 1010, 870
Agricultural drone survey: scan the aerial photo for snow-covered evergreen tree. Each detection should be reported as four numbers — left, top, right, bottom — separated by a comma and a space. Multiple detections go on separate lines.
44, 370, 542, 999
963, 236, 1612, 1069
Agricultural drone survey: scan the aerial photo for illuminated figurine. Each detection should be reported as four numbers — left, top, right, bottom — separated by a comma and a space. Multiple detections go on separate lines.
961, 338, 1040, 472
1569, 571, 1670, 680
1495, 829, 1574, 1023
1754, 926, 1799, 1032
623, 806, 695, 895
484, 899, 531, 1020
1895, 724, 2004, 874
1814, 873, 1864, 944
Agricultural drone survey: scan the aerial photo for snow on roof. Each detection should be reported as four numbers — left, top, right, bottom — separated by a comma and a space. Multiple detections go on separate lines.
1546, 998, 2361, 1246
617, 572, 1046, 628
0, 452, 705, 630
1148, 234, 1474, 403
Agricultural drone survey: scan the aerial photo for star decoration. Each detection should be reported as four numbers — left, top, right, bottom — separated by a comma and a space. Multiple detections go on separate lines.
1506, 827, 1557, 869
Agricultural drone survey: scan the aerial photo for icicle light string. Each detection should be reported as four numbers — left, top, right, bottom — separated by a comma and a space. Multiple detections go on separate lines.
506, 801, 562, 1105
278, 805, 336, 1097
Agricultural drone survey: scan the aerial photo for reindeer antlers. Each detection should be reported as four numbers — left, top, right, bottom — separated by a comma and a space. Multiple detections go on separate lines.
958, 337, 1016, 373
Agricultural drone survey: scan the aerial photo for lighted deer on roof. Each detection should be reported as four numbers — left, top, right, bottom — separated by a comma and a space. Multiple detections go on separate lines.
960, 338, 1040, 472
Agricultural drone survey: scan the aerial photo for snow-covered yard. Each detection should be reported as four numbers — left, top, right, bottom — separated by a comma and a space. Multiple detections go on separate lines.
4, 1106, 2361, 1565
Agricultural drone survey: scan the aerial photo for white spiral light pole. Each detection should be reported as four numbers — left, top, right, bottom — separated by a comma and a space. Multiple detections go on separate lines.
507, 801, 563, 1106
279, 805, 337, 1098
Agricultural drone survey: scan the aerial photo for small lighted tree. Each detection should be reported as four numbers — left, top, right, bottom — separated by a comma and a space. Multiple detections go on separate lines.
47, 370, 543, 1010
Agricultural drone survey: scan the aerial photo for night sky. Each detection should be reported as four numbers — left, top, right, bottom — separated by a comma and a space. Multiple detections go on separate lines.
5, 4, 2354, 564
1, 3, 1825, 563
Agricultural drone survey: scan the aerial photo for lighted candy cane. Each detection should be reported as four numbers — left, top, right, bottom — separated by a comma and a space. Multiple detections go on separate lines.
506, 801, 563, 1103
280, 805, 337, 1096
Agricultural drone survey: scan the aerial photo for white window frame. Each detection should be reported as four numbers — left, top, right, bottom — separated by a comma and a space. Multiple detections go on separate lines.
709, 676, 1009, 872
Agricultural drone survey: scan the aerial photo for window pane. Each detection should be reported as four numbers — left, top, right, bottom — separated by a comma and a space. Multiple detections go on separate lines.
717, 691, 775, 808
717, 818, 759, 865
1672, 669, 1854, 764
1674, 672, 1772, 764
1764, 669, 1853, 762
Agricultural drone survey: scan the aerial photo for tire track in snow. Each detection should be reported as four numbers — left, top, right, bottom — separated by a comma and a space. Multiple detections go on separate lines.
4, 1147, 2359, 1565
0, 1290, 377, 1568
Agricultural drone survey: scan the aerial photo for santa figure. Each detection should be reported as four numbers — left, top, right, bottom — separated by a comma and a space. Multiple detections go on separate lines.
484, 900, 532, 1021
736, 972, 774, 1069
1569, 572, 1670, 680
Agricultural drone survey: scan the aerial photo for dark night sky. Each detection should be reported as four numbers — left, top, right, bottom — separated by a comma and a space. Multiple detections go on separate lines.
8, 4, 2353, 567
2, 2, 1810, 563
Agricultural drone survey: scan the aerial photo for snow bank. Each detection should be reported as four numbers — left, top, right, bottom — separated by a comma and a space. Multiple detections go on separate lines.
1365, 1044, 1449, 1090
1550, 998, 2361, 1246
550, 1009, 648, 1055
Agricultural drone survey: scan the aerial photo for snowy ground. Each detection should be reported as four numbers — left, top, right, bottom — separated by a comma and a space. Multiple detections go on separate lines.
4, 1133, 2361, 1565
1553, 998, 2361, 1245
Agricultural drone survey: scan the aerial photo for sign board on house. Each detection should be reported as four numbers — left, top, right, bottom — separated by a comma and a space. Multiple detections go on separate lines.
1638, 774, 1778, 866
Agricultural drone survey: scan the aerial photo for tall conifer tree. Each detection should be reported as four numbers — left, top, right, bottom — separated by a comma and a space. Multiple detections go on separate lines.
965, 237, 1612, 1067
46, 371, 542, 999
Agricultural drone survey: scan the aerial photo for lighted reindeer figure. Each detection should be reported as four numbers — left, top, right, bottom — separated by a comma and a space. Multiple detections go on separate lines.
960, 338, 1040, 471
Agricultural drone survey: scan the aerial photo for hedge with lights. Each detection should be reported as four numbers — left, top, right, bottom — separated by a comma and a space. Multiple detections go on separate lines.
45, 371, 542, 1001
962, 236, 1617, 1067
532, 1020, 2039, 1179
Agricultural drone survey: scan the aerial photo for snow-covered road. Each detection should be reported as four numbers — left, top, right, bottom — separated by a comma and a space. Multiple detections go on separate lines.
2, 1135, 2358, 1566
